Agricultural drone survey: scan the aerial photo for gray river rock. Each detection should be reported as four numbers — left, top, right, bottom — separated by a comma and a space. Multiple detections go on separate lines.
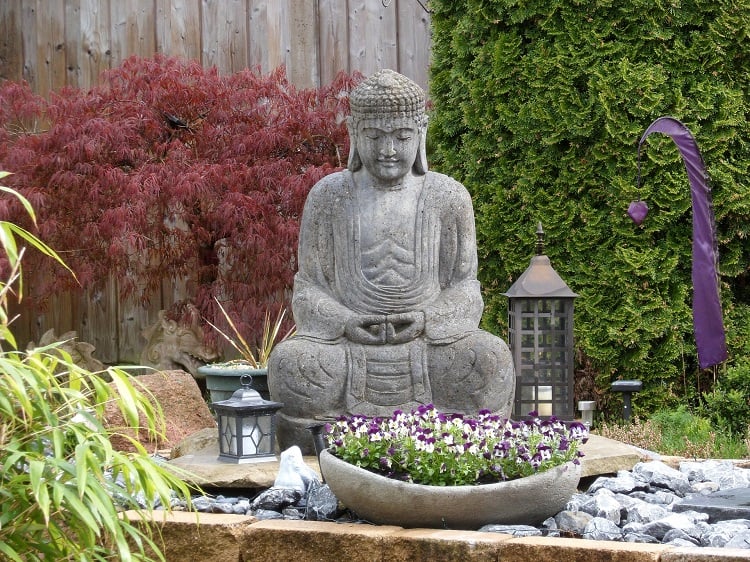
164, 457, 750, 549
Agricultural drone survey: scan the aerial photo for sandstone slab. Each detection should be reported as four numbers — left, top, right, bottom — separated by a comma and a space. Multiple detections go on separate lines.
579, 434, 646, 478
168, 430, 321, 488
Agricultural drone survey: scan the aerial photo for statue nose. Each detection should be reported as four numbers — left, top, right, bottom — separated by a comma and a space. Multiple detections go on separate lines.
382, 138, 396, 156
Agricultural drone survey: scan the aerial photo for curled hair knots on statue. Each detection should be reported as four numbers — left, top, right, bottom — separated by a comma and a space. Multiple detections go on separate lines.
349, 69, 427, 127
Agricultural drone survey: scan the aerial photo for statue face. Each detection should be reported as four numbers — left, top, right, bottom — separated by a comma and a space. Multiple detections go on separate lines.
354, 117, 421, 185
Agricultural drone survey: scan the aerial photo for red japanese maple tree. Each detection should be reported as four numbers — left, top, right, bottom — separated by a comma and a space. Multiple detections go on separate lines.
0, 55, 356, 347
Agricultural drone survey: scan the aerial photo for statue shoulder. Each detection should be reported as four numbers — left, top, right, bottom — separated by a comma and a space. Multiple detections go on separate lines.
305, 170, 352, 207
425, 171, 473, 205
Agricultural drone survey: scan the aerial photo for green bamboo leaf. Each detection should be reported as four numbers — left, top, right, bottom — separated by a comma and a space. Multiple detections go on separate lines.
28, 460, 50, 525
51, 475, 64, 509
75, 442, 89, 499
81, 484, 119, 535
112, 528, 138, 562
109, 370, 140, 428
0, 224, 20, 272
0, 179, 36, 225
0, 541, 23, 562
60, 485, 101, 532
120, 521, 167, 562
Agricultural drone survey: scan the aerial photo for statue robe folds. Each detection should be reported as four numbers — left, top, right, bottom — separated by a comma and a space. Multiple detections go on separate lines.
269, 170, 514, 450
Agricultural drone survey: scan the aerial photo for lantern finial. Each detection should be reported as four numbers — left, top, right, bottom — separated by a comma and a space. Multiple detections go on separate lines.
535, 222, 545, 256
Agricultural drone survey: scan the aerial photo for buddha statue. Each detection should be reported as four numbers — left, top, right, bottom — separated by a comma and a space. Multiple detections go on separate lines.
268, 69, 514, 452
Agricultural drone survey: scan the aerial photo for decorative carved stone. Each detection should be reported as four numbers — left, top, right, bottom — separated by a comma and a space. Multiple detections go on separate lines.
269, 70, 514, 452
140, 304, 219, 378
27, 329, 105, 373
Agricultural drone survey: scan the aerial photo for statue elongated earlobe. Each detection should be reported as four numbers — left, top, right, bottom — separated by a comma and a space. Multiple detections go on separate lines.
347, 118, 362, 171
413, 125, 428, 174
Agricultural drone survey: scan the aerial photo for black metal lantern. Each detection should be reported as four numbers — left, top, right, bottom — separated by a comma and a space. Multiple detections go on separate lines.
504, 223, 577, 419
211, 375, 284, 463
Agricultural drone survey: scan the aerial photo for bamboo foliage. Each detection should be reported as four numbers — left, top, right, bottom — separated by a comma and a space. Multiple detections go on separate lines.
0, 175, 196, 561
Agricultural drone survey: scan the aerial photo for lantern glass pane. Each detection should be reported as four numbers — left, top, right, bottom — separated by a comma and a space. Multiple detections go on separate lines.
521, 316, 535, 330
521, 385, 535, 400
538, 299, 552, 313
521, 351, 534, 365
519, 404, 536, 416
521, 334, 535, 347
537, 386, 553, 416
240, 413, 273, 456
537, 403, 553, 416
219, 415, 238, 456
241, 416, 260, 456
521, 300, 535, 313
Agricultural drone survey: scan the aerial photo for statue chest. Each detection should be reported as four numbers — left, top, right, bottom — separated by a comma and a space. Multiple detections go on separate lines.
357, 186, 422, 286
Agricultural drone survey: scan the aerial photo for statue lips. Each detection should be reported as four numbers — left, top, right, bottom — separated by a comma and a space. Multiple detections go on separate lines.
375, 158, 402, 174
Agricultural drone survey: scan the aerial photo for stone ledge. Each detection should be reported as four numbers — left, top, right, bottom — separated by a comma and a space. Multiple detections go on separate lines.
122, 510, 256, 562
123, 513, 750, 561
579, 434, 646, 478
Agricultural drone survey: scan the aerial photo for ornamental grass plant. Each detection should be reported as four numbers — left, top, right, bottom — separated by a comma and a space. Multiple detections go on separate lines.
204, 297, 294, 369
326, 404, 588, 487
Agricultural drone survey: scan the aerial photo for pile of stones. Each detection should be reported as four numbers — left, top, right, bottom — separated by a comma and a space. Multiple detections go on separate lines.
167, 446, 344, 522
173, 481, 341, 522
483, 459, 750, 549
166, 455, 750, 550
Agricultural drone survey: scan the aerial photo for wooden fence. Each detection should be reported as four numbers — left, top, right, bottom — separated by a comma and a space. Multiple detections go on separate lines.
1, 0, 432, 363
0, 0, 431, 94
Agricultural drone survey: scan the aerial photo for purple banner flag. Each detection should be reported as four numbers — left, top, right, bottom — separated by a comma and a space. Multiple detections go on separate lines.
637, 116, 728, 369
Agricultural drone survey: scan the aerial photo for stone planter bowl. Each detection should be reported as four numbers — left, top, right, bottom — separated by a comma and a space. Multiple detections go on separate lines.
319, 448, 581, 529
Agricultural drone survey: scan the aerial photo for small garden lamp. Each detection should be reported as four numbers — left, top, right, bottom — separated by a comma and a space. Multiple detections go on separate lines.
504, 223, 577, 419
212, 375, 283, 463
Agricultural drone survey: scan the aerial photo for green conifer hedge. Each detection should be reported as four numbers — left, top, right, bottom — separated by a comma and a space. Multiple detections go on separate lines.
429, 0, 750, 414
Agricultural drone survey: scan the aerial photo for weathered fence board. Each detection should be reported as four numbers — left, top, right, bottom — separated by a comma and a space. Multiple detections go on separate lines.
1, 0, 432, 363
3, 0, 430, 91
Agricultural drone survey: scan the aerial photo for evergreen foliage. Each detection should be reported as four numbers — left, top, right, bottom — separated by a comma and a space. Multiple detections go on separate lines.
702, 358, 750, 437
429, 0, 750, 413
0, 55, 356, 349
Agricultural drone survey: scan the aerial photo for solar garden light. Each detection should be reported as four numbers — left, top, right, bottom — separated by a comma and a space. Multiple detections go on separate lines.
578, 400, 596, 429
610, 379, 643, 423
212, 375, 283, 463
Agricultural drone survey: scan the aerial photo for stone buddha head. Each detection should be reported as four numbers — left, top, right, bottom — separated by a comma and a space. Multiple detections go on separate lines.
347, 69, 428, 181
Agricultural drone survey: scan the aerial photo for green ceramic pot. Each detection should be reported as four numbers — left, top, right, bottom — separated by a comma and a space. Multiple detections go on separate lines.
197, 362, 269, 402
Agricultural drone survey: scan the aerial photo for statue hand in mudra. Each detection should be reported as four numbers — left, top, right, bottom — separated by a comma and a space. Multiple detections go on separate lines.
345, 314, 387, 345
385, 311, 425, 344
345, 311, 424, 345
